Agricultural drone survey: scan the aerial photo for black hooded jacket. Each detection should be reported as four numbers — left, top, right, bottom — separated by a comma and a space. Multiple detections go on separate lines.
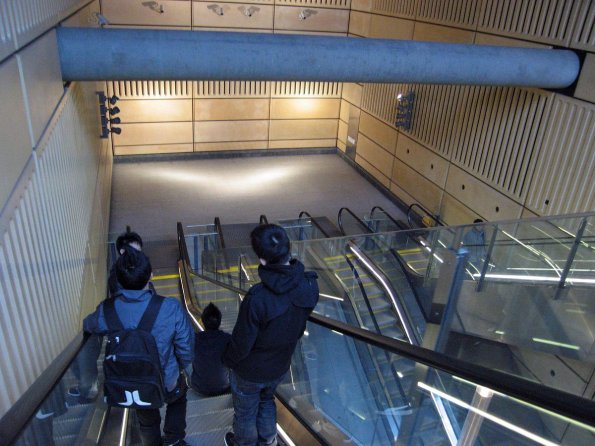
223, 259, 319, 382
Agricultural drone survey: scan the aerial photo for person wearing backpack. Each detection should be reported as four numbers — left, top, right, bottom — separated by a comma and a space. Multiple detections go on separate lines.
84, 246, 194, 446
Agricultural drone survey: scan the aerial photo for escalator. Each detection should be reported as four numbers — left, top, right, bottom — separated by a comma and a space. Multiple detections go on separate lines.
6, 221, 595, 446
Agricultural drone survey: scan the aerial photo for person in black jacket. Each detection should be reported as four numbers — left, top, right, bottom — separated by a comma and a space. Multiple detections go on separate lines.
223, 224, 319, 446
191, 302, 231, 396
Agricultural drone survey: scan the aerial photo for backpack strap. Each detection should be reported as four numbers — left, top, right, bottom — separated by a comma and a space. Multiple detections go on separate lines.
103, 298, 124, 331
137, 292, 164, 332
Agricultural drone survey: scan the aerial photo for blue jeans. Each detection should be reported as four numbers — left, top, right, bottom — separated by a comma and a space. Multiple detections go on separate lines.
230, 371, 286, 446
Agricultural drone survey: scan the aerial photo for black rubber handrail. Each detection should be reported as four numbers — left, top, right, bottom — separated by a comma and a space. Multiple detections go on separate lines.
298, 211, 331, 237
337, 207, 373, 236
213, 216, 226, 249
407, 203, 443, 228
176, 221, 595, 429
370, 206, 408, 230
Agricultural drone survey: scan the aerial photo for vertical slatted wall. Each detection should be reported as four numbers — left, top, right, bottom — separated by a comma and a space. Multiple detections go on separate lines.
0, 83, 103, 418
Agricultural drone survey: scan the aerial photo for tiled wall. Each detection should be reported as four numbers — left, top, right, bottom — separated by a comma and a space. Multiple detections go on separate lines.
340, 0, 594, 222
0, 0, 111, 419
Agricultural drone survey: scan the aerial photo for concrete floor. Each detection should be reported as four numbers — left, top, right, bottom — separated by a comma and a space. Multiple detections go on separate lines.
109, 153, 405, 266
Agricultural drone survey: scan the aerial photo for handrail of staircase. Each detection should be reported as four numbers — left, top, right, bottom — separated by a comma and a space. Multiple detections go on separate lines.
337, 207, 373, 236
176, 222, 595, 429
298, 210, 331, 237
346, 241, 422, 346
213, 216, 226, 249
407, 203, 443, 228
370, 206, 409, 230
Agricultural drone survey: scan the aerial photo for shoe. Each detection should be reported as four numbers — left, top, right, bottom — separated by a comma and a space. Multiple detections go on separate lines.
224, 432, 235, 446
67, 386, 81, 397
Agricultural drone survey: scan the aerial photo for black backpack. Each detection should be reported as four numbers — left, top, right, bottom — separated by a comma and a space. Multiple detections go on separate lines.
103, 293, 166, 409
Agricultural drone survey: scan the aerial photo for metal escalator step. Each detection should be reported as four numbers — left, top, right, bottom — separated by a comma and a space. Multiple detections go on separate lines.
187, 391, 232, 409
186, 408, 234, 436
187, 427, 229, 446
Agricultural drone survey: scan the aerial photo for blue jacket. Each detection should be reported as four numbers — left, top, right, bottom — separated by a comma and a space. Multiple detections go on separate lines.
192, 329, 231, 395
84, 289, 194, 391
224, 259, 319, 382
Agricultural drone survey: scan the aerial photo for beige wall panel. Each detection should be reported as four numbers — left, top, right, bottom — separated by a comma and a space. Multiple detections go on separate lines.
102, 0, 192, 26
359, 112, 397, 154
575, 53, 595, 103
445, 165, 523, 221
389, 183, 418, 210
521, 208, 540, 219
413, 22, 474, 43
270, 98, 340, 119
61, 0, 101, 27
349, 11, 370, 37
269, 119, 337, 140
193, 2, 274, 29
356, 154, 390, 188
0, 58, 31, 210
16, 30, 64, 147
269, 139, 336, 149
337, 140, 346, 152
114, 144, 193, 155
194, 141, 266, 152
439, 193, 480, 226
339, 99, 350, 123
369, 15, 414, 39
118, 99, 192, 123
274, 6, 349, 33
195, 120, 269, 142
474, 33, 551, 49
195, 98, 270, 120
193, 27, 272, 33
350, 0, 372, 12
391, 159, 442, 214
113, 122, 193, 145
357, 134, 393, 178
395, 134, 449, 188
342, 83, 362, 107
337, 120, 348, 144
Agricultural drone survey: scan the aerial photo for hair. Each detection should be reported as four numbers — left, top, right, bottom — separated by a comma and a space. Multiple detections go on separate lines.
473, 218, 484, 224
201, 303, 222, 331
116, 226, 143, 254
250, 224, 290, 265
115, 245, 152, 290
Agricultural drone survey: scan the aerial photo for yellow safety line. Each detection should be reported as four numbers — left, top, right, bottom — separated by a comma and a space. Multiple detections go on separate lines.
152, 274, 180, 281
398, 248, 422, 255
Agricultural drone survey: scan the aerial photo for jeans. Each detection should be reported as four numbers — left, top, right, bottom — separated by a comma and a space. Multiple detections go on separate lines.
230, 371, 286, 446
136, 375, 188, 446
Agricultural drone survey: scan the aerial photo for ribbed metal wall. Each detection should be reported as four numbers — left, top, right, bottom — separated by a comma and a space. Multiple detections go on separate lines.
477, 0, 582, 47
272, 81, 342, 97
109, 80, 192, 99
417, 0, 479, 29
7, 0, 89, 49
0, 2, 14, 61
277, 0, 351, 8
0, 83, 102, 418
196, 80, 270, 98
571, 0, 595, 50
371, 0, 416, 18
361, 82, 555, 203
527, 96, 595, 215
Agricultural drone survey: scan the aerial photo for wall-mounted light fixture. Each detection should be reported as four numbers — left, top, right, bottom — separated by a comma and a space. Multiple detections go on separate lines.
97, 91, 121, 138
395, 91, 415, 131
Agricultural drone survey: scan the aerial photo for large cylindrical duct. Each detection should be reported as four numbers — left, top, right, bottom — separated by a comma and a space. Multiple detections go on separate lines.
57, 28, 579, 88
